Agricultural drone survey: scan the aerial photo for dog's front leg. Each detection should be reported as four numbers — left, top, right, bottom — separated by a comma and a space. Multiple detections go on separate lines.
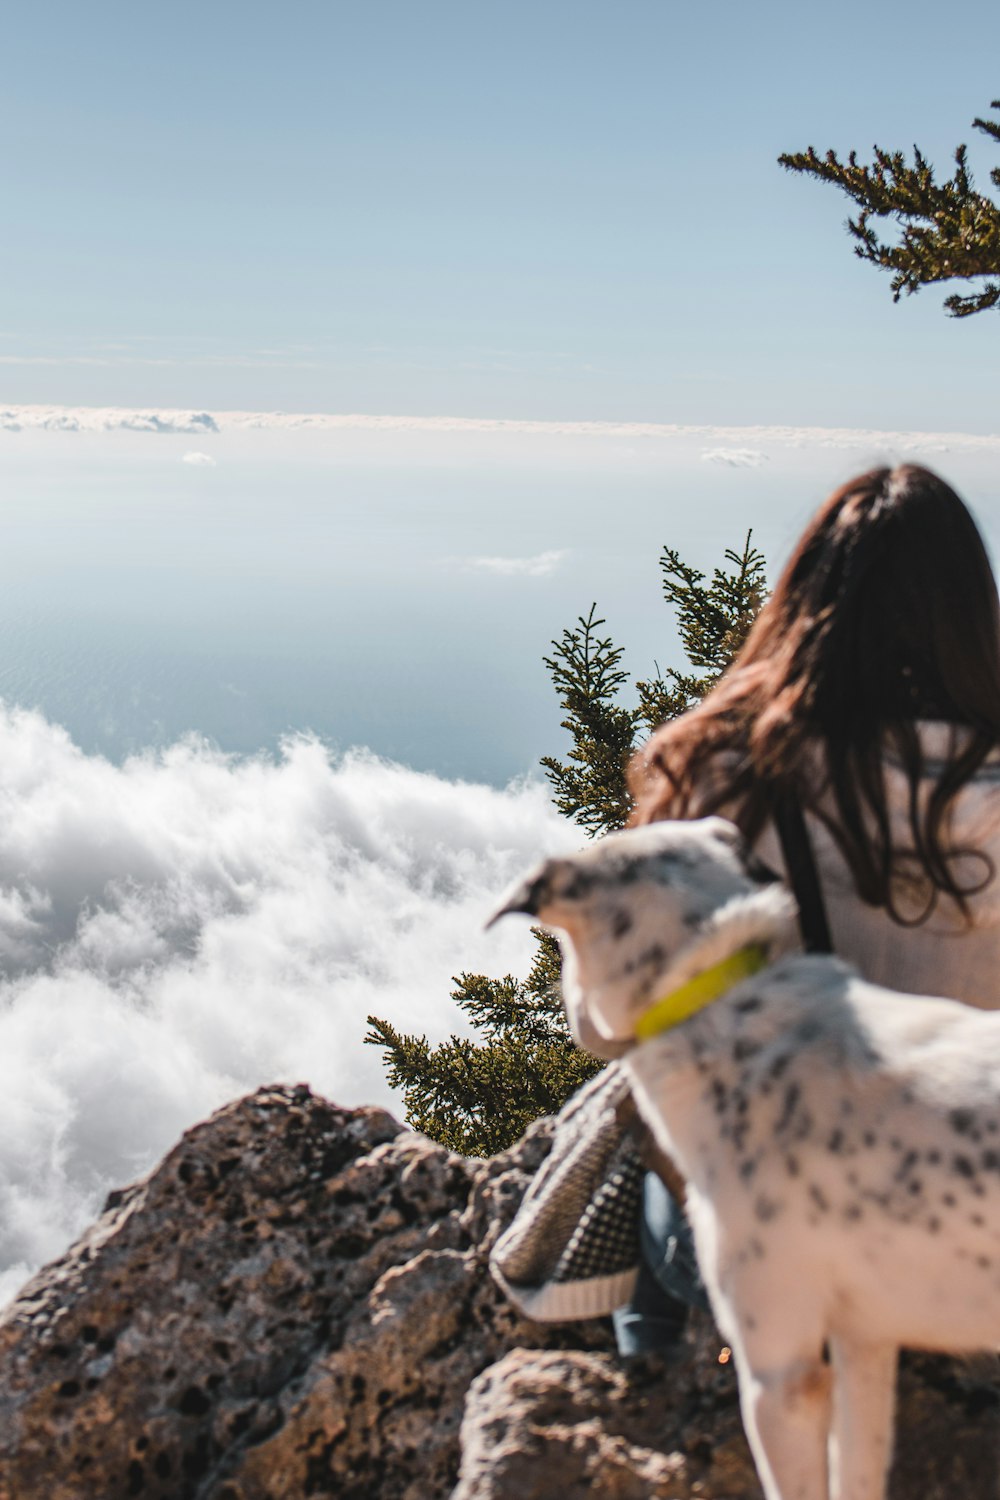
828, 1337, 897, 1500
736, 1350, 833, 1500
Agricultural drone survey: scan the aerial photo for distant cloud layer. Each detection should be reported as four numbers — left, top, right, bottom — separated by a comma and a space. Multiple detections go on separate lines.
0, 407, 218, 435
701, 448, 768, 468
0, 709, 571, 1306
0, 404, 997, 453
460, 549, 566, 578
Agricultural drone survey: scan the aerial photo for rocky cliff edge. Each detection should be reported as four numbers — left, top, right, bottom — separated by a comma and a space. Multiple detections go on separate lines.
0, 1086, 996, 1498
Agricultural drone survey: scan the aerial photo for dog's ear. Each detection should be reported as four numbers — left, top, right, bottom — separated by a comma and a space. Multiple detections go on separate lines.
699, 816, 781, 886
698, 816, 744, 852
743, 851, 782, 886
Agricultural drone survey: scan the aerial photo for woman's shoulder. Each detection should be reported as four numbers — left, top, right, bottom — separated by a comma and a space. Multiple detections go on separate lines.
895, 720, 1000, 782
884, 722, 1000, 826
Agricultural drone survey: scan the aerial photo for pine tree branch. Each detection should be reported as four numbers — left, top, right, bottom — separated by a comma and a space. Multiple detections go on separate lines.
779, 102, 1000, 315
541, 604, 639, 836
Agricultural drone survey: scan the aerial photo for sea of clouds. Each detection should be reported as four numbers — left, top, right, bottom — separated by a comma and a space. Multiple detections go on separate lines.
0, 706, 572, 1305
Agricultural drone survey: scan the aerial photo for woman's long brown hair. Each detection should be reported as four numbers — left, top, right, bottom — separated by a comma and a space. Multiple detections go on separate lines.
629, 465, 1000, 923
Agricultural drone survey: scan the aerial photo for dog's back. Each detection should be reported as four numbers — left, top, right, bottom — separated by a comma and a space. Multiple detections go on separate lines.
626, 954, 1000, 1356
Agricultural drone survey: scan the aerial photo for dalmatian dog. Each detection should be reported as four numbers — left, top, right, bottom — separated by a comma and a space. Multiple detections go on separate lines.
492, 817, 1000, 1500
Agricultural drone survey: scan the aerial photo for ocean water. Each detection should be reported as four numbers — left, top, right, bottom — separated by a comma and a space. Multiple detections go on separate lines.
0, 412, 995, 1304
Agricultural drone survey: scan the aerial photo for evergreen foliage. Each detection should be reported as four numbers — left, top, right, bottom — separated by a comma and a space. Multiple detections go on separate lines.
539, 605, 639, 838
779, 100, 1000, 316
364, 931, 599, 1156
366, 532, 767, 1155
635, 534, 768, 730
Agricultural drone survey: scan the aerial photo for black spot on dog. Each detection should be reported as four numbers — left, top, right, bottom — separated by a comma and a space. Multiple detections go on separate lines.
926, 1149, 941, 1166
863, 1131, 877, 1149
894, 1149, 919, 1182
785, 1154, 800, 1178
622, 941, 667, 980
927, 1216, 941, 1233
844, 1203, 863, 1222
610, 909, 633, 939
795, 1020, 824, 1046
808, 1183, 830, 1214
733, 1037, 761, 1062
827, 1128, 845, 1154
776, 1082, 801, 1134
739, 1158, 757, 1183
950, 1108, 977, 1137
710, 1079, 728, 1115
954, 1154, 977, 1180
735, 995, 762, 1015
982, 1150, 1000, 1173
557, 872, 596, 902
754, 1195, 780, 1224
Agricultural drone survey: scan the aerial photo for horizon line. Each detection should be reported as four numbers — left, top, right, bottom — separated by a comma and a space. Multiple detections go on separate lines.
0, 402, 998, 451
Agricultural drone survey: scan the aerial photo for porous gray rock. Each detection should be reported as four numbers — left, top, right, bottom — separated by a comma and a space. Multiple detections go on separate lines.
0, 1085, 603, 1500
0, 1085, 996, 1499
453, 1341, 756, 1500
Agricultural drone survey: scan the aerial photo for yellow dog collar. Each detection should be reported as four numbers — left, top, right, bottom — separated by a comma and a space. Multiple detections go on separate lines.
634, 943, 768, 1042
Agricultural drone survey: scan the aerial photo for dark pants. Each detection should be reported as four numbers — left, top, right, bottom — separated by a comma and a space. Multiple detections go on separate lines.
612, 1171, 710, 1357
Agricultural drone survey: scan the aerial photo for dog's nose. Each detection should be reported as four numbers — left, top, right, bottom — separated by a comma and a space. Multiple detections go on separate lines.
485, 872, 549, 928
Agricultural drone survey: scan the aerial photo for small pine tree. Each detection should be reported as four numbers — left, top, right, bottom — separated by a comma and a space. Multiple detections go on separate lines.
367, 532, 767, 1155
779, 99, 1000, 317
365, 932, 599, 1156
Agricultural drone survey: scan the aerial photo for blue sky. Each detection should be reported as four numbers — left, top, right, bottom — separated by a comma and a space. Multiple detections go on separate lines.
4, 0, 1000, 430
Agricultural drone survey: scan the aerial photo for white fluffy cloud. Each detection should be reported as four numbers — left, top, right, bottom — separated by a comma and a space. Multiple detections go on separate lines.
181, 451, 216, 466
701, 448, 768, 467
0, 709, 572, 1305
458, 549, 567, 578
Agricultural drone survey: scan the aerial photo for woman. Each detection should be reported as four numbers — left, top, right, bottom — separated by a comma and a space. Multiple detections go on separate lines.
614, 461, 1000, 1354
632, 461, 1000, 998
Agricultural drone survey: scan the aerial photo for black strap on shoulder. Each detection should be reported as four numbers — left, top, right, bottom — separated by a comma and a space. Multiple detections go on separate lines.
771, 788, 833, 954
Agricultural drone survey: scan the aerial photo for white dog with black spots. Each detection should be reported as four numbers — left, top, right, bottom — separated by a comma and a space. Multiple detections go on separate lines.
493, 816, 1000, 1500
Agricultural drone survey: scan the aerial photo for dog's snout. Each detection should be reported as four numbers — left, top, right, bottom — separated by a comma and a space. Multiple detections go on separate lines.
486, 872, 550, 928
